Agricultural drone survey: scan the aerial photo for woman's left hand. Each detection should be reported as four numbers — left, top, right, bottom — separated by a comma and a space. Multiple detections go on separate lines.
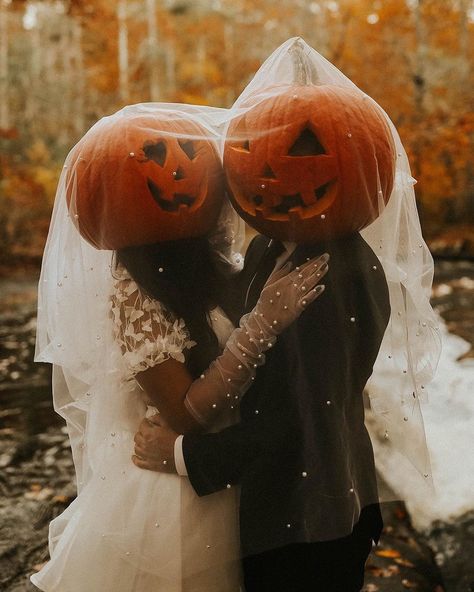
132, 415, 179, 474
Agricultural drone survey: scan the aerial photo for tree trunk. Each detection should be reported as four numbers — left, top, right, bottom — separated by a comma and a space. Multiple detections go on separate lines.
412, 0, 427, 225
146, 0, 160, 101
0, 0, 9, 130
458, 0, 473, 222
26, 21, 41, 128
165, 42, 176, 98
117, 0, 129, 104
59, 17, 72, 145
223, 21, 234, 106
197, 35, 206, 90
73, 19, 85, 135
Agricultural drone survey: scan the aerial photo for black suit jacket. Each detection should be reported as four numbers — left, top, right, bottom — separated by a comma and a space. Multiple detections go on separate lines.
183, 233, 391, 557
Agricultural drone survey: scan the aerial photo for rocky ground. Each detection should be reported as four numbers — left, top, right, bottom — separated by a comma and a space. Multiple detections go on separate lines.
1, 260, 474, 592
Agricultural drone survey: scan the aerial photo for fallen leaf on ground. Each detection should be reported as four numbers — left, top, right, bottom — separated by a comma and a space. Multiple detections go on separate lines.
366, 564, 400, 578
363, 585, 379, 592
395, 557, 415, 568
33, 562, 48, 572
53, 494, 70, 504
402, 578, 418, 589
375, 548, 401, 559
25, 487, 55, 501
366, 566, 387, 577
395, 507, 407, 519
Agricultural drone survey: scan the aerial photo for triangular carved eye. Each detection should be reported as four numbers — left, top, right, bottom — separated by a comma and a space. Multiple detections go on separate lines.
179, 140, 197, 160
261, 163, 276, 179
288, 127, 326, 156
143, 141, 167, 167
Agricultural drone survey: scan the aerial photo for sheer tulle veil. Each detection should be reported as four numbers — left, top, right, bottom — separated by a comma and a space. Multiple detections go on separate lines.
33, 37, 440, 586
224, 37, 441, 496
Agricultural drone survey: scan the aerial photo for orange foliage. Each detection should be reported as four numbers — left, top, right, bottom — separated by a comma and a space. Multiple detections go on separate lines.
1, 0, 473, 262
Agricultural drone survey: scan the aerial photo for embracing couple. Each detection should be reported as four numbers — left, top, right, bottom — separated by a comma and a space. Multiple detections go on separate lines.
32, 38, 436, 592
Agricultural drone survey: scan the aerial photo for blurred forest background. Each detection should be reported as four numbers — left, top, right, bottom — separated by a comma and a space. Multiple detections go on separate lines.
1, 3, 474, 589
0, 0, 473, 269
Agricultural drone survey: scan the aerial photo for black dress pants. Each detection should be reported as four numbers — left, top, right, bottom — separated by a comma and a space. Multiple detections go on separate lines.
242, 527, 373, 592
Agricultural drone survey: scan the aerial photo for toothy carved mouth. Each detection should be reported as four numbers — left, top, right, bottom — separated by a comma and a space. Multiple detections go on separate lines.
252, 182, 332, 214
272, 193, 306, 214
147, 178, 195, 211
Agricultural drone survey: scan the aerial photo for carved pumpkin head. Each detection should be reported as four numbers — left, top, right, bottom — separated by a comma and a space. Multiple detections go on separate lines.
66, 113, 224, 249
223, 85, 396, 243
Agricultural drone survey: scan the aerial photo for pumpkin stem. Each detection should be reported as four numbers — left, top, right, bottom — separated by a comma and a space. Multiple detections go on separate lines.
288, 38, 320, 86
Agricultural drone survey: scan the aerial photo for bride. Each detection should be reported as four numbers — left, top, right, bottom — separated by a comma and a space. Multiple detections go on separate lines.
31, 104, 328, 591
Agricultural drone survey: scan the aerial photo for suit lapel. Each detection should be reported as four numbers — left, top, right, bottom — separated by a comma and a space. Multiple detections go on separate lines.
243, 237, 286, 313
241, 239, 329, 315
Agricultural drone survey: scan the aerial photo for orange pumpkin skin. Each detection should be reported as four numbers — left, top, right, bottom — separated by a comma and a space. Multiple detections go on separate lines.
66, 113, 224, 249
224, 85, 396, 243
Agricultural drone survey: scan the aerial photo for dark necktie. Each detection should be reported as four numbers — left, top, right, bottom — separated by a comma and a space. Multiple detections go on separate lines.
244, 239, 285, 312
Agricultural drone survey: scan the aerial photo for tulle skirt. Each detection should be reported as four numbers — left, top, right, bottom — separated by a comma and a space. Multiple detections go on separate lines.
30, 379, 243, 592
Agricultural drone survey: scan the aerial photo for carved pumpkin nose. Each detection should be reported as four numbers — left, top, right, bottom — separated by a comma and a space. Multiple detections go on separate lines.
173, 166, 186, 180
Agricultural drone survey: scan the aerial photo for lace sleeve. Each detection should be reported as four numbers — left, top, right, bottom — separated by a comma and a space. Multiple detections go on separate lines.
110, 270, 196, 381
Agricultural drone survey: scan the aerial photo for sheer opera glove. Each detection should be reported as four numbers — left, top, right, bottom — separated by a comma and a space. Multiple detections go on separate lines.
184, 253, 329, 425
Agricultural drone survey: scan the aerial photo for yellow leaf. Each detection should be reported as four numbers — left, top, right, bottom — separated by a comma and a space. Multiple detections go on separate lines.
402, 579, 419, 589
395, 557, 416, 568
375, 549, 401, 558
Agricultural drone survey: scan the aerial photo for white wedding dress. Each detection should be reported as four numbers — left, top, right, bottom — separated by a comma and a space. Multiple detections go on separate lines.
31, 267, 243, 592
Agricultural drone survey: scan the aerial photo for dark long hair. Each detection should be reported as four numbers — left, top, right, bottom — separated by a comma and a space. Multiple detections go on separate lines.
116, 237, 230, 378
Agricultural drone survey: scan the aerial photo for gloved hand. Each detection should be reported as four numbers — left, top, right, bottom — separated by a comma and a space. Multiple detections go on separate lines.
184, 253, 329, 425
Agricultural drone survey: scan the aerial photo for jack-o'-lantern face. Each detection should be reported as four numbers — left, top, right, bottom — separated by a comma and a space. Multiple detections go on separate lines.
224, 85, 395, 243
67, 114, 224, 249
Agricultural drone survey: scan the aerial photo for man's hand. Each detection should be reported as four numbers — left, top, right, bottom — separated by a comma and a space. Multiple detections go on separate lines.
132, 414, 179, 474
